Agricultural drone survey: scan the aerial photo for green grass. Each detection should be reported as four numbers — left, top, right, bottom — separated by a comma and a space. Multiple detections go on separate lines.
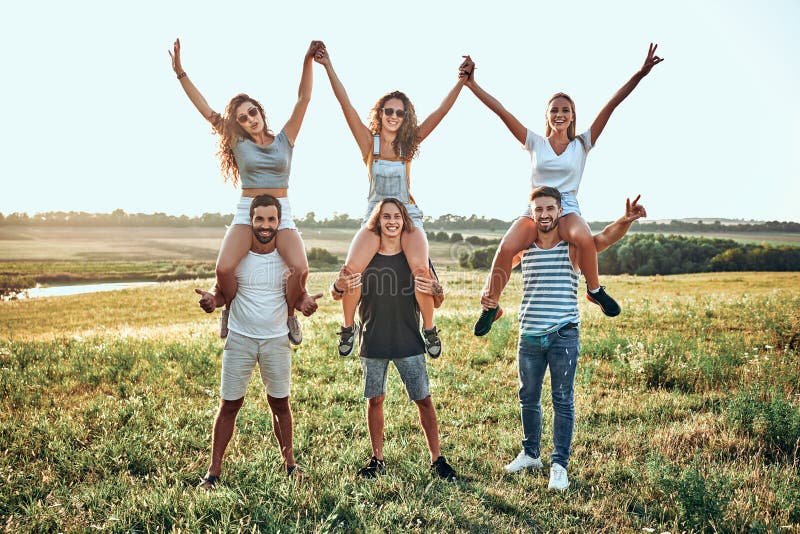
1, 271, 799, 532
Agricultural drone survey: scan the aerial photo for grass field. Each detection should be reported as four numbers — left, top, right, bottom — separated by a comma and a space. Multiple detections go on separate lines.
1, 270, 799, 532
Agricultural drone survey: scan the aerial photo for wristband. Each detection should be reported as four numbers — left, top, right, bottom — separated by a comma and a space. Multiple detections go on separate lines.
332, 283, 344, 295
177, 72, 187, 80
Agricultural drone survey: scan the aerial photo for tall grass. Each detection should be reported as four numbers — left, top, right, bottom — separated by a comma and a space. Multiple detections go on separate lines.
1, 272, 799, 531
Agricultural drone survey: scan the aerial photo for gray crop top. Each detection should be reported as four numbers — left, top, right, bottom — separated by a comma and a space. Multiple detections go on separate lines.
232, 129, 293, 189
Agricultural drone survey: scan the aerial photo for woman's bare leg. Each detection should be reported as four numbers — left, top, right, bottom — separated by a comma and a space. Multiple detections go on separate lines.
215, 224, 251, 306
558, 214, 598, 288
341, 227, 381, 328
559, 213, 620, 316
401, 227, 433, 329
484, 217, 539, 302
276, 229, 309, 316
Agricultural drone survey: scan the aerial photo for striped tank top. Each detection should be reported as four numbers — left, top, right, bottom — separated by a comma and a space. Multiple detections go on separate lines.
518, 240, 580, 335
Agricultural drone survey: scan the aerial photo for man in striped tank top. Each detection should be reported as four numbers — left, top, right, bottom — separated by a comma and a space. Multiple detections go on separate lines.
490, 186, 646, 490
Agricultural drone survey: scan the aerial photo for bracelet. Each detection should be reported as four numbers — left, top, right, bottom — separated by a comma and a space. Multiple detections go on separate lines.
177, 72, 187, 80
332, 283, 344, 295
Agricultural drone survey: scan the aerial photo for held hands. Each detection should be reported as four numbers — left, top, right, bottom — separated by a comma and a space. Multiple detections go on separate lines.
622, 195, 647, 223
459, 55, 475, 86
306, 40, 324, 59
169, 38, 184, 76
312, 41, 330, 66
639, 43, 664, 77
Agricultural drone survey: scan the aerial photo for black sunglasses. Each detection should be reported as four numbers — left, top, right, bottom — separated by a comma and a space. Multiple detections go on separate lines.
380, 107, 406, 118
237, 107, 259, 124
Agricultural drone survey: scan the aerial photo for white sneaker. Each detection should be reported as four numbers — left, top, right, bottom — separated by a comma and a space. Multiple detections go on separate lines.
287, 315, 302, 345
504, 450, 543, 472
548, 463, 569, 491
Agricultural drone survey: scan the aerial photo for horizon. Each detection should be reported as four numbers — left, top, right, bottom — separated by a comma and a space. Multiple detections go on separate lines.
1, 208, 797, 225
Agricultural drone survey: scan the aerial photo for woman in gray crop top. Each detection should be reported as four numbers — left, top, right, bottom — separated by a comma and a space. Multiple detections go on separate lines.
313, 43, 471, 358
171, 38, 324, 344
460, 45, 663, 336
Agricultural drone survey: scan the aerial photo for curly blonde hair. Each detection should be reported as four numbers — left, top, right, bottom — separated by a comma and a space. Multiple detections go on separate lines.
211, 93, 273, 187
367, 91, 419, 161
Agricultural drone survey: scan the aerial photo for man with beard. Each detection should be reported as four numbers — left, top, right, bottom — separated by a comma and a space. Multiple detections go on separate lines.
489, 186, 646, 490
194, 194, 321, 489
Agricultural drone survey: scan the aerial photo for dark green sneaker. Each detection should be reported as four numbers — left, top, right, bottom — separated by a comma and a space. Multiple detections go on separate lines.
430, 456, 457, 482
474, 307, 499, 336
357, 456, 386, 479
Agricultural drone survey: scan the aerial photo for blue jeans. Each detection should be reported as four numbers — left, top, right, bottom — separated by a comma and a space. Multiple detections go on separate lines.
517, 325, 580, 468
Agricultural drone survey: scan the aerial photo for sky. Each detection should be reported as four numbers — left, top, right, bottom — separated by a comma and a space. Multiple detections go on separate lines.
1, 0, 798, 223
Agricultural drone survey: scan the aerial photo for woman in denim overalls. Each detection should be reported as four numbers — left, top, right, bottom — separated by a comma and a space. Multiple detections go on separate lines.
314, 43, 471, 358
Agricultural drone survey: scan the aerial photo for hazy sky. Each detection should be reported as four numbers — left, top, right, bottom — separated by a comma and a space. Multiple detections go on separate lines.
2, 0, 798, 222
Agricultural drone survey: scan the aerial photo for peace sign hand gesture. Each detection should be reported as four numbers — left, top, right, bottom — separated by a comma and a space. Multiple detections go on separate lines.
622, 195, 647, 223
639, 43, 664, 77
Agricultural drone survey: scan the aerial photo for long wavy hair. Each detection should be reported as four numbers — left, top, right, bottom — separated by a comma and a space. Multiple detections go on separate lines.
367, 91, 419, 161
544, 92, 584, 150
213, 93, 273, 187
366, 198, 414, 236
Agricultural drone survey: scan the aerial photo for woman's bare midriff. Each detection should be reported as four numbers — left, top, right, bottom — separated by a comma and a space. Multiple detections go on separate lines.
241, 188, 288, 198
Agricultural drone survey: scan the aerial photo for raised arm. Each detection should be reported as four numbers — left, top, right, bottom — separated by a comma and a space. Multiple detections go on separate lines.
282, 41, 322, 146
169, 38, 220, 130
461, 55, 527, 145
415, 59, 468, 143
589, 43, 664, 144
314, 44, 373, 159
592, 195, 647, 253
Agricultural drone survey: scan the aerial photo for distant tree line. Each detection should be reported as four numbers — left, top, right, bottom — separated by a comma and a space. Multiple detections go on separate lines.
588, 219, 800, 234
458, 234, 800, 273
1, 210, 798, 234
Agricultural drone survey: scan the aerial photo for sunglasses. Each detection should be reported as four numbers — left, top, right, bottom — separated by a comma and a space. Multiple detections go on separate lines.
380, 107, 406, 119
237, 107, 259, 124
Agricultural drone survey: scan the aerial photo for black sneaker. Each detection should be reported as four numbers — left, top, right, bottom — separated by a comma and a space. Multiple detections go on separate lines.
430, 456, 457, 482
423, 326, 442, 358
473, 307, 499, 336
586, 286, 621, 317
197, 474, 220, 491
286, 464, 307, 481
357, 456, 386, 479
338, 324, 357, 357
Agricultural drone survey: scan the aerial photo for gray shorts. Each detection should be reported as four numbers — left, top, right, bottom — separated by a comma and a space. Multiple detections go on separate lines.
361, 354, 430, 401
220, 331, 292, 400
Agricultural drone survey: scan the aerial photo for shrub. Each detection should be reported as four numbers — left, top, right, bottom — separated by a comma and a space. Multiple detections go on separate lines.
726, 386, 800, 458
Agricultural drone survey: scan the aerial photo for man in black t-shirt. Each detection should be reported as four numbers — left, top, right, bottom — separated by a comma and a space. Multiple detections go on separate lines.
331, 198, 456, 482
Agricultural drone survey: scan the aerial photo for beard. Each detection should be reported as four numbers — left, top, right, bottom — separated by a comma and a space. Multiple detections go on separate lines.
253, 226, 276, 244
537, 217, 559, 234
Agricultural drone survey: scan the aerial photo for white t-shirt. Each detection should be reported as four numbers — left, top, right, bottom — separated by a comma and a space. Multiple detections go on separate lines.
525, 129, 593, 194
228, 250, 289, 339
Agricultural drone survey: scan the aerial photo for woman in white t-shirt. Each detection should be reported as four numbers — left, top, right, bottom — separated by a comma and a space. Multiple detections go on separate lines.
463, 44, 663, 336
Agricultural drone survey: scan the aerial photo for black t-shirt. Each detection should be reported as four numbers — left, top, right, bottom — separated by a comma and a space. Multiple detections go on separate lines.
357, 251, 425, 359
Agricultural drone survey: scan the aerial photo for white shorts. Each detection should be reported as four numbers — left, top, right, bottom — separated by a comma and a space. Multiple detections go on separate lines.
231, 196, 297, 230
220, 331, 292, 400
362, 201, 425, 230
521, 191, 581, 219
